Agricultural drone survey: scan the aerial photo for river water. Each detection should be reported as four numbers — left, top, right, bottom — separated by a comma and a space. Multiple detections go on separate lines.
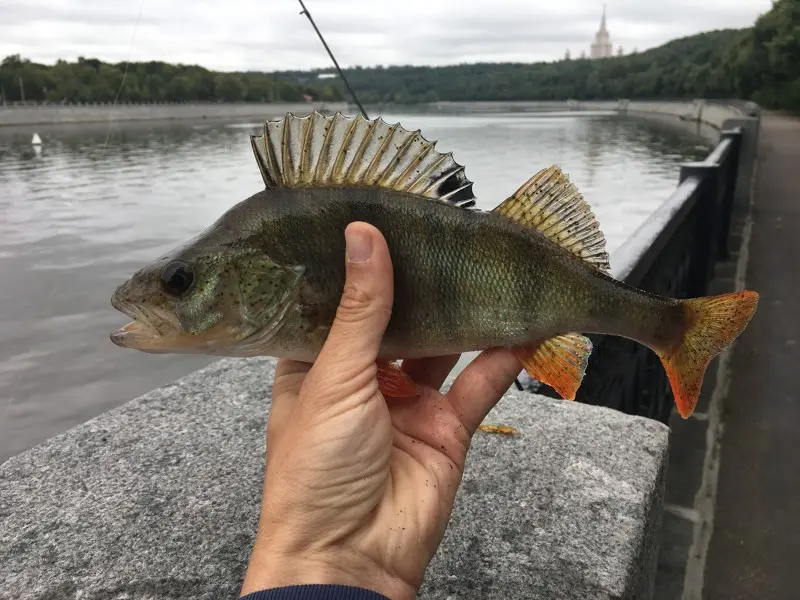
0, 109, 711, 462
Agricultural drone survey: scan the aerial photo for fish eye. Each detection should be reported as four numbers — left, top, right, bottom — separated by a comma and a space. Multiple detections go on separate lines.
160, 261, 195, 297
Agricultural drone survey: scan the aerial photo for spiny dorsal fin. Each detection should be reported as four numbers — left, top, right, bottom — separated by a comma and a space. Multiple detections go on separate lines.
249, 111, 477, 209
493, 165, 611, 273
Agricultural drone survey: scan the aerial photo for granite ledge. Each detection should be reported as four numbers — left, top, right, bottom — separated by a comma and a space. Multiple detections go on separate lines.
0, 356, 669, 600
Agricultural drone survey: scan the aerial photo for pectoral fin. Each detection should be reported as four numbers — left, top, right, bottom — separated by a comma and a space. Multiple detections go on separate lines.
376, 360, 421, 399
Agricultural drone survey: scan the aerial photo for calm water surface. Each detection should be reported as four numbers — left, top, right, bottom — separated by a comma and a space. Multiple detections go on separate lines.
0, 111, 711, 461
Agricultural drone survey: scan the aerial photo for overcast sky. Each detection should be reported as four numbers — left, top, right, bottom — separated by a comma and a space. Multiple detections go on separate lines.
0, 0, 773, 72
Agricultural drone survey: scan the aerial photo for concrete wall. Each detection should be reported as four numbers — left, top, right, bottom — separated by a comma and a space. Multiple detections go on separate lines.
587, 99, 761, 211
609, 100, 760, 211
623, 100, 744, 129
1, 98, 752, 131
572, 99, 747, 131
432, 100, 599, 113
429, 99, 750, 131
0, 101, 349, 127
0, 357, 670, 600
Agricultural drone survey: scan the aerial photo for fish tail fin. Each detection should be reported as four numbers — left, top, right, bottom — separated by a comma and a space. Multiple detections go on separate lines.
656, 290, 758, 419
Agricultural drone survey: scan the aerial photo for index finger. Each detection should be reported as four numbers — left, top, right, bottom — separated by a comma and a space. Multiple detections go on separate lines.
446, 348, 522, 434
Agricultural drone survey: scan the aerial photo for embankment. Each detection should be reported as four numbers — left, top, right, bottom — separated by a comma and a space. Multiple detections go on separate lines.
0, 101, 349, 127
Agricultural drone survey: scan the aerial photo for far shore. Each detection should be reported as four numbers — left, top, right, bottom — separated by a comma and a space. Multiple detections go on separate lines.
0, 101, 351, 128
0, 100, 736, 146
0, 99, 619, 127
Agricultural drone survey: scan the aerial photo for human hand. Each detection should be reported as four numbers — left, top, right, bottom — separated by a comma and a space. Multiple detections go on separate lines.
240, 222, 522, 600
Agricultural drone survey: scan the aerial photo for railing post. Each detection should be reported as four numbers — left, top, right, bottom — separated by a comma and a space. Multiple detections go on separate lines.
717, 128, 743, 260
680, 162, 721, 296
721, 116, 760, 211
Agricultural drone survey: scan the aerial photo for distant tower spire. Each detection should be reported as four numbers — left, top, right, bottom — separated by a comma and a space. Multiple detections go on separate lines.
590, 3, 613, 59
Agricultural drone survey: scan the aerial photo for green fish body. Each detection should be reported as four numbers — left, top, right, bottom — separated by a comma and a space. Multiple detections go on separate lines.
110, 112, 759, 418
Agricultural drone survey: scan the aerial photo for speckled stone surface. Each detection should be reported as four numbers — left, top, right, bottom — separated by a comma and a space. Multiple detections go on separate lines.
0, 357, 669, 600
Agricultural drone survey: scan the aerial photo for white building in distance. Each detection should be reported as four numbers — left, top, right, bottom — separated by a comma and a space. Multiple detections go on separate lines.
590, 5, 613, 59
563, 6, 627, 61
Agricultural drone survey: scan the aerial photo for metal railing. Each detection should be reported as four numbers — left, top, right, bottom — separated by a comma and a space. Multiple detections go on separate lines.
0, 100, 335, 108
534, 127, 745, 423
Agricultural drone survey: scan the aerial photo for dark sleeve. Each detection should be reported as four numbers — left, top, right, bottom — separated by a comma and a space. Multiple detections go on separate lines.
240, 584, 391, 600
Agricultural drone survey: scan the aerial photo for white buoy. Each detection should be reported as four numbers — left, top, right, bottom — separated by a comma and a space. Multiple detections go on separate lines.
31, 133, 42, 145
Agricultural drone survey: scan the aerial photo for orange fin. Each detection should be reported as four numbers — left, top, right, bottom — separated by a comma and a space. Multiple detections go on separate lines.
658, 290, 758, 419
376, 360, 421, 399
512, 333, 593, 401
478, 424, 518, 436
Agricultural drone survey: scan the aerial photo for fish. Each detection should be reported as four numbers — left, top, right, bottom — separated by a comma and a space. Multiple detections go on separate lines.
109, 111, 759, 419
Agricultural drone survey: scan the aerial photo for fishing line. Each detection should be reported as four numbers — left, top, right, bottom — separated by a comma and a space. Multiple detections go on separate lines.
297, 0, 368, 119
103, 0, 147, 149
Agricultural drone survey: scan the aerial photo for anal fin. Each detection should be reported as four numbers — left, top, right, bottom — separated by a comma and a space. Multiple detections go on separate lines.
512, 333, 593, 401
376, 360, 421, 399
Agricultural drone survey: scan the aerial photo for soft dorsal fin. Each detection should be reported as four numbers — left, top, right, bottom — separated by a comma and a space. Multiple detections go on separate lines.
493, 165, 611, 273
249, 111, 477, 209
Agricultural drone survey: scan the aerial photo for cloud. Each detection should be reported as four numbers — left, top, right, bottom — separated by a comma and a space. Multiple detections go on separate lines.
0, 0, 774, 71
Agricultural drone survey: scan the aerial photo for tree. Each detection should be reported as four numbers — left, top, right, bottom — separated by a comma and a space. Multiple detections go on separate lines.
0, 56, 337, 104
214, 74, 245, 102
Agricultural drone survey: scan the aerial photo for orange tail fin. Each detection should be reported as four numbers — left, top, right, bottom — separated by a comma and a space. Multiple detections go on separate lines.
658, 290, 759, 419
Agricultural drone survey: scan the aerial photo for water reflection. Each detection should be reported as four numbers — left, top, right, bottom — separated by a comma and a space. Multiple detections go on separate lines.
0, 111, 711, 461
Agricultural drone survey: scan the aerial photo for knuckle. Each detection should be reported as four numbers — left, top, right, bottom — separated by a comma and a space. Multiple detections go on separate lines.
340, 280, 373, 311
336, 280, 391, 324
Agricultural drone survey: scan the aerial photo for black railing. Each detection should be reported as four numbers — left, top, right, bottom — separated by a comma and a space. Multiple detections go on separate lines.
0, 100, 349, 109
534, 127, 744, 424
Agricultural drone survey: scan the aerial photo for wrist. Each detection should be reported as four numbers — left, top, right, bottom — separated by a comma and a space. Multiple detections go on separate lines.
241, 544, 417, 600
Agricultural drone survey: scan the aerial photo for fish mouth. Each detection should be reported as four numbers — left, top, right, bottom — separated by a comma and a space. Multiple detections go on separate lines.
110, 318, 180, 353
109, 288, 256, 356
111, 320, 154, 350
110, 292, 179, 353
109, 295, 231, 355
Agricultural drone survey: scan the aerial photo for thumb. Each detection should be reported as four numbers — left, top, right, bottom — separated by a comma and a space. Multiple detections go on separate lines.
311, 222, 394, 387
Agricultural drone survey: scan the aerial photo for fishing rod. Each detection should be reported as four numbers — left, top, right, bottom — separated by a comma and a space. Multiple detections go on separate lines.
296, 0, 524, 393
296, 0, 369, 119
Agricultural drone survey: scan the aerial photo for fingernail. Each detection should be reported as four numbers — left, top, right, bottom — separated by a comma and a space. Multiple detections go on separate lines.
345, 227, 373, 264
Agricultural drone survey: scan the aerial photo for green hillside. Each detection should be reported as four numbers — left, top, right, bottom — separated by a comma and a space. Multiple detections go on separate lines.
277, 0, 800, 112
1, 0, 797, 111
273, 29, 746, 104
